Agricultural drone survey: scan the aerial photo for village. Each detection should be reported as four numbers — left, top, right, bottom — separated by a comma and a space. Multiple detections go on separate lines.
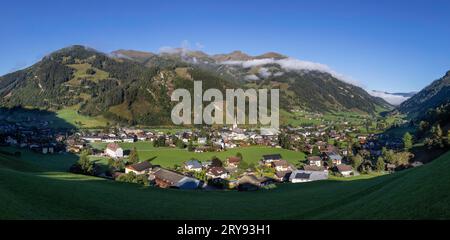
0, 113, 419, 191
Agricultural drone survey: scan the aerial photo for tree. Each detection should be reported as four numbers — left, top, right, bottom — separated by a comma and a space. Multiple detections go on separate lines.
312, 146, 320, 156
388, 152, 413, 166
382, 148, 395, 164
71, 150, 95, 175
278, 133, 291, 149
431, 124, 444, 148
86, 68, 96, 75
116, 172, 149, 186
350, 154, 363, 170
326, 159, 333, 168
128, 147, 139, 164
403, 132, 413, 151
238, 159, 249, 171
187, 140, 194, 152
447, 130, 450, 146
211, 156, 223, 167
236, 152, 243, 161
376, 157, 385, 172
108, 158, 125, 172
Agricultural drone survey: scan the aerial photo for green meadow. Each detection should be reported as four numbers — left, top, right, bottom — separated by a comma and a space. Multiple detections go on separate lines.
1, 146, 449, 219
90, 143, 306, 167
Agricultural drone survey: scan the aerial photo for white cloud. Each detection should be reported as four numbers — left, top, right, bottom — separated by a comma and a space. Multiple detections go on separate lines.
368, 90, 410, 105
195, 42, 205, 49
159, 40, 205, 55
221, 57, 359, 86
244, 74, 260, 81
258, 67, 271, 78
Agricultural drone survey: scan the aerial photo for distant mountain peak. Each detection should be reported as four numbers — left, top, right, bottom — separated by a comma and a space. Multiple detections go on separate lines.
212, 51, 253, 61
255, 52, 287, 59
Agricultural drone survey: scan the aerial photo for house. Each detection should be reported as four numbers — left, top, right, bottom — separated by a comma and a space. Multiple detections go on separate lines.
105, 143, 123, 158
206, 166, 229, 179
237, 175, 274, 191
261, 154, 282, 164
386, 163, 396, 172
227, 156, 241, 167
123, 137, 135, 143
184, 160, 203, 172
150, 168, 201, 189
197, 137, 207, 145
42, 146, 54, 154
336, 164, 353, 177
307, 156, 322, 167
271, 160, 290, 172
289, 170, 328, 183
125, 161, 153, 175
323, 152, 342, 165
274, 170, 292, 182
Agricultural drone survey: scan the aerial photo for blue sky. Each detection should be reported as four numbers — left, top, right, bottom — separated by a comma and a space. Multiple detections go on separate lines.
1, 0, 449, 92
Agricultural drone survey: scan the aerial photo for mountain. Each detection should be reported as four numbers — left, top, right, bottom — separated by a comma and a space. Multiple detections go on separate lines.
398, 71, 450, 118
0, 45, 391, 126
116, 48, 392, 114
369, 90, 416, 105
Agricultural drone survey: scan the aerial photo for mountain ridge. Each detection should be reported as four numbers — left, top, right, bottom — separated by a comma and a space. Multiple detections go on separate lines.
0, 45, 392, 126
398, 71, 450, 118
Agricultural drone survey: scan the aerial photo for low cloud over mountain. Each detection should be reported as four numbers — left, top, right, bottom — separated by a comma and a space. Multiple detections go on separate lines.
369, 90, 415, 105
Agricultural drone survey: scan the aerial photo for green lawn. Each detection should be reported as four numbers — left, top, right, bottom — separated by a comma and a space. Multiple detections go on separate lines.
90, 143, 306, 167
1, 146, 450, 219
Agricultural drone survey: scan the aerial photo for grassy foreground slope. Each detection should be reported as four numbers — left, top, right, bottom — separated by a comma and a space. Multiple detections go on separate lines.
1, 150, 450, 219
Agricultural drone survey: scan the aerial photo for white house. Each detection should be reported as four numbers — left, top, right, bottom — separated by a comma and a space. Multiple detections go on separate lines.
271, 160, 291, 172
206, 167, 229, 179
307, 156, 322, 167
197, 137, 207, 145
105, 143, 124, 158
336, 164, 353, 177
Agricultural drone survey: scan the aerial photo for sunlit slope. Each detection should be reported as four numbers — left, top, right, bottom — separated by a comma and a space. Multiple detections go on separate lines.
0, 150, 449, 219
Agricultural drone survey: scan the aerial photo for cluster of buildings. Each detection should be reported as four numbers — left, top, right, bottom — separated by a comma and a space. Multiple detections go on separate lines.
113, 148, 356, 191
0, 121, 68, 154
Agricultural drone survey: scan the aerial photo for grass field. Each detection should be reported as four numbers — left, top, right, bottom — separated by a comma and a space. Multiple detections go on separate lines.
1, 146, 450, 219
56, 105, 109, 128
89, 143, 306, 167
67, 63, 109, 85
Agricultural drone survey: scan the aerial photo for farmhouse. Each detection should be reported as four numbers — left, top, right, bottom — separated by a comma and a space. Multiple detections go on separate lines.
206, 166, 229, 179
184, 160, 202, 172
150, 168, 201, 189
336, 164, 353, 177
289, 169, 328, 183
271, 160, 290, 171
237, 175, 274, 191
323, 152, 342, 165
105, 143, 123, 158
307, 156, 323, 167
275, 170, 292, 182
125, 161, 152, 175
226, 156, 241, 167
